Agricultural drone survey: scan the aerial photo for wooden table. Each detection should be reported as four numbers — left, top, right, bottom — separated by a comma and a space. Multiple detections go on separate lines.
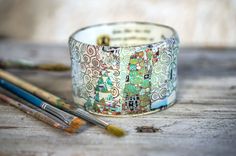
0, 41, 236, 156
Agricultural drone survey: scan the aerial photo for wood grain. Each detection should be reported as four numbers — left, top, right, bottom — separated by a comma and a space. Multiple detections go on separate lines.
0, 41, 236, 156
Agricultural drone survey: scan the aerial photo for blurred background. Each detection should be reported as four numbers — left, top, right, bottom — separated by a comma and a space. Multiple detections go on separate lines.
0, 0, 235, 48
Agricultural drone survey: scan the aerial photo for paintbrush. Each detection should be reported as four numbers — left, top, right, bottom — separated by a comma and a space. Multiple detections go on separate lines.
0, 59, 70, 71
0, 70, 125, 137
0, 78, 86, 131
0, 93, 78, 133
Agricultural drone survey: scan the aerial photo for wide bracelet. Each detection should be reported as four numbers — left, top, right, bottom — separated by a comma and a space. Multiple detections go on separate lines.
69, 22, 179, 116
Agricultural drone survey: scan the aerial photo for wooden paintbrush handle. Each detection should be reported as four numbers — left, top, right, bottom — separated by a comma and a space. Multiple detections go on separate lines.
0, 79, 43, 107
0, 93, 70, 131
0, 69, 73, 110
0, 79, 75, 125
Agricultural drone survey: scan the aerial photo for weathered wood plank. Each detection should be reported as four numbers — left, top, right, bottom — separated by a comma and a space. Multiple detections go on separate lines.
0, 41, 235, 156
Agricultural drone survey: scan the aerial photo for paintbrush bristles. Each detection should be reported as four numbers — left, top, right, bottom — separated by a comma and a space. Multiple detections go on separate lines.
70, 118, 86, 129
106, 125, 126, 137
66, 118, 86, 133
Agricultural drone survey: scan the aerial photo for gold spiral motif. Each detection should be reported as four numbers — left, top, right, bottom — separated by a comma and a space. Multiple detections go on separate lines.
83, 74, 91, 83
87, 45, 97, 57
80, 64, 87, 73
86, 68, 92, 75
86, 82, 94, 92
160, 52, 172, 65
91, 58, 100, 67
92, 69, 100, 77
159, 88, 167, 99
151, 92, 159, 101
113, 70, 120, 76
111, 87, 119, 98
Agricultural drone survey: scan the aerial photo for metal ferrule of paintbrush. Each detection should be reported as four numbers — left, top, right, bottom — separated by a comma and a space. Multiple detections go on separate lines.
41, 102, 75, 125
71, 107, 126, 137
0, 79, 75, 126
71, 107, 109, 128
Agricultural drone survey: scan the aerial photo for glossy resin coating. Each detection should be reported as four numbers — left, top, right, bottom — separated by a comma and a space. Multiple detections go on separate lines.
69, 22, 179, 116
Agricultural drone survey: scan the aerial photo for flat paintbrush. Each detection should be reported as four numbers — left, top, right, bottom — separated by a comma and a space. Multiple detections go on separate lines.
0, 93, 78, 133
0, 78, 85, 130
0, 69, 125, 137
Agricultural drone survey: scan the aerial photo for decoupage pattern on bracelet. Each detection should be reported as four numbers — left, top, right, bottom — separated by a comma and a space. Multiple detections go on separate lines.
69, 35, 179, 116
